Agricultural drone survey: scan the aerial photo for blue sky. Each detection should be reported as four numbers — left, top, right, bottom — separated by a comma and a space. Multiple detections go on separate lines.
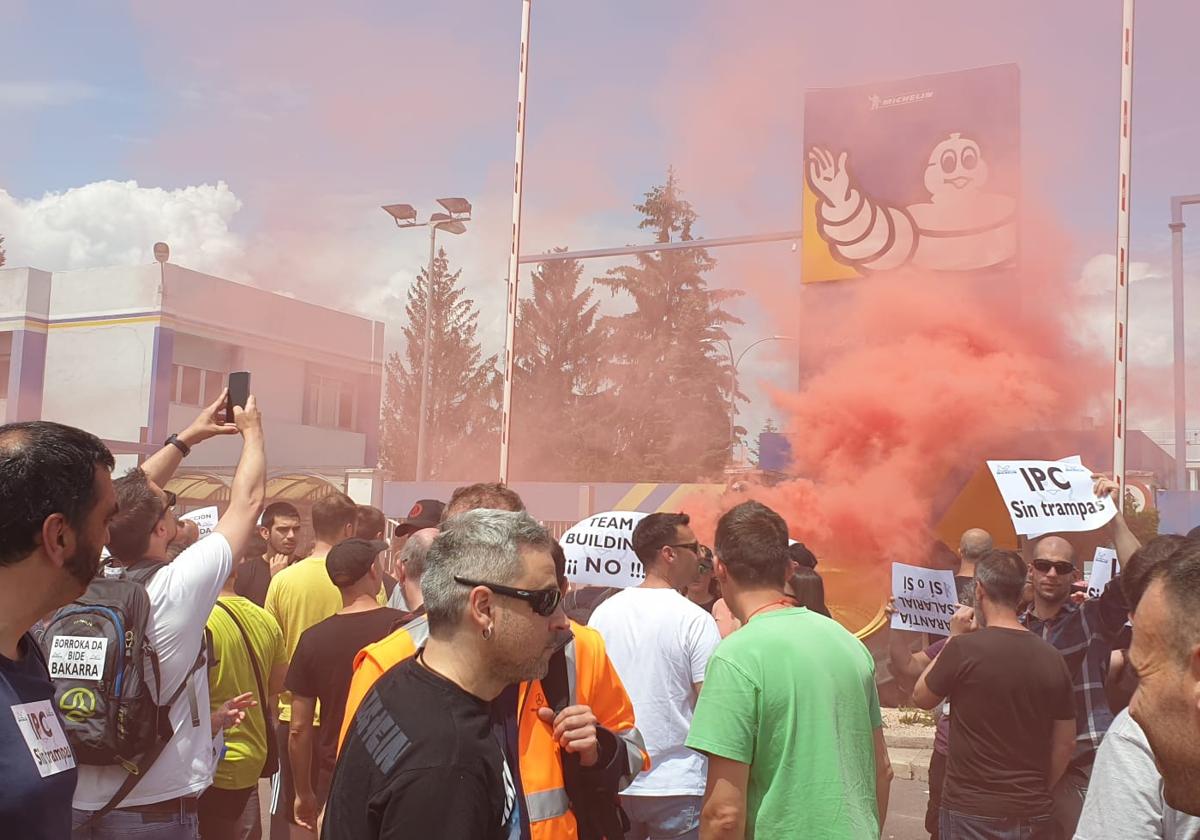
2, 0, 1198, 447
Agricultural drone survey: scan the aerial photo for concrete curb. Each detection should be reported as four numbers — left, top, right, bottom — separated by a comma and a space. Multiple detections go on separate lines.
887, 747, 933, 783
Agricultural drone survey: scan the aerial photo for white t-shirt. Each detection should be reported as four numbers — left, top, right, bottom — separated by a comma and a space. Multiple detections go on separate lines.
588, 586, 721, 797
1075, 708, 1200, 840
74, 533, 233, 810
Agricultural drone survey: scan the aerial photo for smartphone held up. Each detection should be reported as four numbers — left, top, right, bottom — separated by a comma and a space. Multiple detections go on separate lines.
225, 371, 251, 425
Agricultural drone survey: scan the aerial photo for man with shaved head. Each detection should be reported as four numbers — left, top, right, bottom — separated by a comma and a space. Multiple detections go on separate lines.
1020, 478, 1137, 839
956, 528, 993, 601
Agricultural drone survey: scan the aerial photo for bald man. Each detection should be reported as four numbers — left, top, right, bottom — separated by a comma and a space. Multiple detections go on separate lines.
1020, 487, 1137, 840
950, 529, 992, 616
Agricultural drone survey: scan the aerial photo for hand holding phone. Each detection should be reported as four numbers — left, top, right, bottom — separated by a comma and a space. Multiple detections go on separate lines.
226, 371, 251, 425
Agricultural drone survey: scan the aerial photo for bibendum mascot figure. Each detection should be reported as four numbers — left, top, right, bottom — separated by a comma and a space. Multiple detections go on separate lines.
807, 133, 1016, 273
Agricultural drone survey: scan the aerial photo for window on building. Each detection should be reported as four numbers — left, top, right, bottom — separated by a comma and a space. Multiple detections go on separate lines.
0, 355, 9, 401
171, 365, 225, 407
304, 373, 356, 431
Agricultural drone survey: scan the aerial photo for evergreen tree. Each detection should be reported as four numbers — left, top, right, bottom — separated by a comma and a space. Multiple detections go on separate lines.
510, 251, 614, 480
0, 234, 6, 269
598, 169, 743, 479
379, 248, 499, 480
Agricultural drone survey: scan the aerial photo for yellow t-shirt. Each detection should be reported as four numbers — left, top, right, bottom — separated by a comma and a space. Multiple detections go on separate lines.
206, 595, 286, 791
264, 554, 387, 723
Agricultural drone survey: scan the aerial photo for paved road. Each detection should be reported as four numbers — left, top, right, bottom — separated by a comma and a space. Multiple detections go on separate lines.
884, 777, 933, 840
259, 776, 935, 838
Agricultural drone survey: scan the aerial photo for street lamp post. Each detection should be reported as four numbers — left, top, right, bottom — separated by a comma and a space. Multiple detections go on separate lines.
1170, 194, 1200, 490
383, 199, 471, 481
705, 335, 794, 464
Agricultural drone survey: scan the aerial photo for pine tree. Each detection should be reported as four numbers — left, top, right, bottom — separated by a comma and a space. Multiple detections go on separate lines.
379, 248, 499, 480
0, 234, 6, 269
510, 251, 614, 480
598, 169, 743, 480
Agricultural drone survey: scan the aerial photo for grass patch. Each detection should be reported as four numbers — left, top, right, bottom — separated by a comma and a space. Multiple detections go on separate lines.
897, 706, 936, 727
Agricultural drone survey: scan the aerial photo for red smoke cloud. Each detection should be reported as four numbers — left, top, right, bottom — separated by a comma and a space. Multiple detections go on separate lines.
684, 220, 1109, 621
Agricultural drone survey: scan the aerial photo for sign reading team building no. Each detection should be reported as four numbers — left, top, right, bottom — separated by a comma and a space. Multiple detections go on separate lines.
561, 511, 649, 588
891, 563, 957, 635
802, 64, 1020, 283
988, 459, 1117, 536
48, 636, 107, 681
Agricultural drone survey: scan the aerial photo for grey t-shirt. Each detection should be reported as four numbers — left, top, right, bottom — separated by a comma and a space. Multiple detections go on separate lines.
1075, 708, 1200, 840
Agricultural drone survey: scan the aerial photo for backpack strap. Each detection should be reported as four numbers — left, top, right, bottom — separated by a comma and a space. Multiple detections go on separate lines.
214, 600, 274, 745
76, 632, 208, 826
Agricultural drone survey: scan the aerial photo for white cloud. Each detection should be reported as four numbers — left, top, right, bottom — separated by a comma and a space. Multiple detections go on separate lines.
0, 180, 245, 276
0, 81, 98, 108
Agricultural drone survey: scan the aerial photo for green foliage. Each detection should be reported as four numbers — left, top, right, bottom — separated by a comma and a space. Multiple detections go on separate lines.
594, 169, 743, 480
379, 248, 499, 480
510, 252, 616, 480
1123, 489, 1160, 545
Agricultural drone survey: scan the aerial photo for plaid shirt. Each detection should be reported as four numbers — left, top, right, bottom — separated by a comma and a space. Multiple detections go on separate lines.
1020, 579, 1129, 770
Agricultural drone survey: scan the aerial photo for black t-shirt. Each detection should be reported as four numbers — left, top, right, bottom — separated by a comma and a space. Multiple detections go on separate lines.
324, 657, 521, 840
284, 607, 409, 772
0, 633, 78, 840
926, 627, 1074, 817
233, 556, 272, 607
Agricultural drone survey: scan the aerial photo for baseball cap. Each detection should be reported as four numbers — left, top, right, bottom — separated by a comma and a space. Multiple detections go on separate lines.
395, 499, 445, 535
326, 538, 388, 587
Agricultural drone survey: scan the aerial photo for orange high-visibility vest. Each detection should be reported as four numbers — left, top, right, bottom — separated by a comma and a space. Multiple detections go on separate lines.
339, 619, 649, 839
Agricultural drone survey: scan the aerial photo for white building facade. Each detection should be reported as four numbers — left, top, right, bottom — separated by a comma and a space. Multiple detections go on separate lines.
0, 260, 385, 500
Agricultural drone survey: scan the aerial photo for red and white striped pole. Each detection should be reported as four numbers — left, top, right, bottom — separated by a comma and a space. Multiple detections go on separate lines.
500, 0, 532, 485
1112, 0, 1135, 500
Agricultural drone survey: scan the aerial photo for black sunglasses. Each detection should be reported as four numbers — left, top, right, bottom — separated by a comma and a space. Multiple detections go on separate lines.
154, 490, 177, 524
1033, 559, 1075, 576
454, 575, 563, 617
668, 541, 700, 555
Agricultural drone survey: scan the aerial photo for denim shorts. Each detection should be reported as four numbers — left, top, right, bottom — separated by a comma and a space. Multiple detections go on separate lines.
939, 807, 1053, 840
621, 794, 702, 840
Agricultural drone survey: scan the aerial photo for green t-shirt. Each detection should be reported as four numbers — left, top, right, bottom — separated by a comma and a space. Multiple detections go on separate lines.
686, 607, 883, 840
207, 595, 286, 791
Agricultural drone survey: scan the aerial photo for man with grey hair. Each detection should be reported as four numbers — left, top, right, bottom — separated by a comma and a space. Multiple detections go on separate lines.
1126, 540, 1200, 818
324, 509, 569, 840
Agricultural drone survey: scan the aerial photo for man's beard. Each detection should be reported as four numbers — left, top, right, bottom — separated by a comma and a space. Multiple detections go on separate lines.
63, 536, 103, 590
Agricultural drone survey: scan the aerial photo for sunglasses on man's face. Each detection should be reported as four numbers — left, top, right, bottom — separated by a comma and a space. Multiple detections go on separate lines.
453, 575, 563, 617
1033, 559, 1075, 576
668, 541, 700, 555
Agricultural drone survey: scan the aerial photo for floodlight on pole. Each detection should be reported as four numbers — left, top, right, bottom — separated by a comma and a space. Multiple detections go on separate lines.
436, 197, 473, 218
382, 204, 418, 227
381, 200, 471, 481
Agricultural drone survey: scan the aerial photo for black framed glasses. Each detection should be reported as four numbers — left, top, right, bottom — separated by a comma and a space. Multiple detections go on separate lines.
668, 541, 700, 555
454, 575, 563, 617
1033, 559, 1075, 576
150, 490, 178, 535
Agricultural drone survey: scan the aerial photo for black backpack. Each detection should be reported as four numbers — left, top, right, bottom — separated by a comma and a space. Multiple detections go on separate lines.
39, 561, 205, 810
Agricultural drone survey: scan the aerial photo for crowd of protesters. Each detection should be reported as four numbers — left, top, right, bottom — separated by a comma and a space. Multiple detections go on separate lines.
0, 393, 1198, 840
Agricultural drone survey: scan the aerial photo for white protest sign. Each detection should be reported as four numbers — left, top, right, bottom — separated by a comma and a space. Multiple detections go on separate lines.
561, 511, 649, 588
48, 636, 107, 681
1088, 547, 1119, 599
891, 563, 958, 636
11, 700, 75, 777
987, 459, 1117, 536
181, 506, 219, 538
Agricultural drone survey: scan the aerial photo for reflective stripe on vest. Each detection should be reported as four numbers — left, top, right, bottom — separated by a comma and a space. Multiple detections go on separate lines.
563, 636, 578, 707
616, 725, 648, 787
526, 786, 572, 822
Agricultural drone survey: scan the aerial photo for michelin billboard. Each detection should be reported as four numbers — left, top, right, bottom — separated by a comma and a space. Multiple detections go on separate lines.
802, 64, 1020, 283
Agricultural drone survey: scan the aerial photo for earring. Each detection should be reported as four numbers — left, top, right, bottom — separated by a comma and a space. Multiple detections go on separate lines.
482, 626, 493, 640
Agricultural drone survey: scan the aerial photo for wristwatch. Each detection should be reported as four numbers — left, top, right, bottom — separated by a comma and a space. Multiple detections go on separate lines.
165, 433, 191, 457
